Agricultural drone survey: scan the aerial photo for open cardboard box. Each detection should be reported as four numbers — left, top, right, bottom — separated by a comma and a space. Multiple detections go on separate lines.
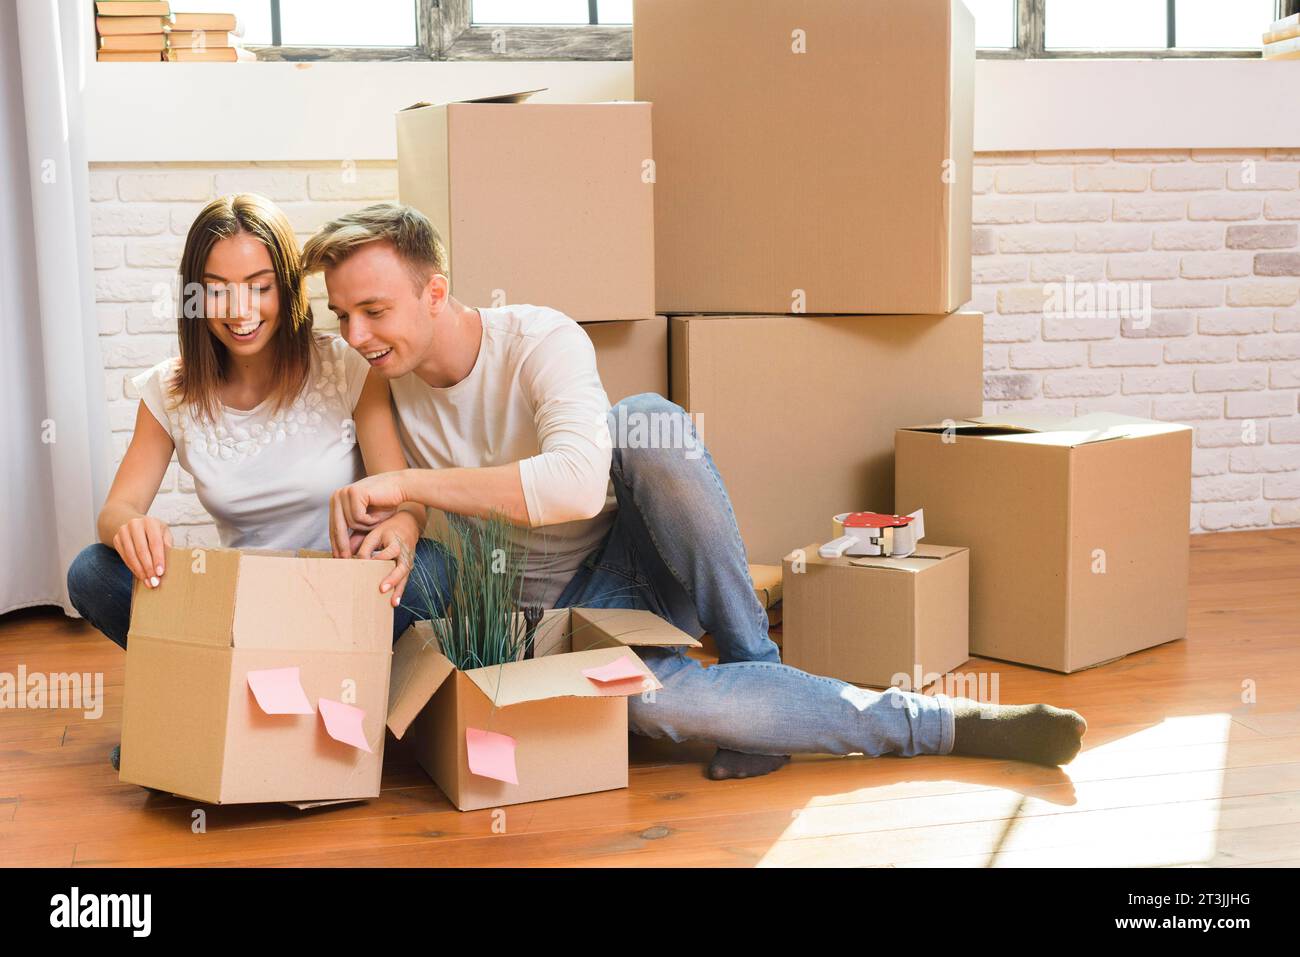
397, 90, 654, 323
119, 547, 395, 806
895, 412, 1193, 673
387, 607, 698, 811
782, 543, 969, 689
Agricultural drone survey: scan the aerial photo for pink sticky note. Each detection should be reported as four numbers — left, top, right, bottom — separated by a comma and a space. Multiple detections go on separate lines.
318, 698, 373, 753
466, 727, 518, 785
582, 655, 646, 684
247, 667, 314, 716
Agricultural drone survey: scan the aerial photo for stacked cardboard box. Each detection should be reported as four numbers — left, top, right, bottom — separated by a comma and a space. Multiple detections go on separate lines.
396, 91, 664, 402
635, 0, 979, 683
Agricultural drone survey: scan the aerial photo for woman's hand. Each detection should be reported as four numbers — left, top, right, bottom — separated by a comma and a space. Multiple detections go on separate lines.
112, 515, 174, 587
353, 510, 422, 609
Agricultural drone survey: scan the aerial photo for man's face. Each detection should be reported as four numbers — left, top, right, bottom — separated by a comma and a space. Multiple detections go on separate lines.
325, 240, 438, 378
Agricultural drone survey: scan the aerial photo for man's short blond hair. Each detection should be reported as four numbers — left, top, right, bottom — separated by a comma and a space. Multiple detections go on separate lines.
301, 202, 448, 292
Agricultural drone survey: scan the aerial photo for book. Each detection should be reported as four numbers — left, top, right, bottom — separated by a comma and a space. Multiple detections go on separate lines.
168, 30, 244, 51
1263, 34, 1300, 59
97, 33, 168, 51
94, 15, 167, 35
95, 1, 171, 15
96, 50, 165, 61
1263, 23, 1300, 44
171, 12, 241, 34
166, 46, 257, 62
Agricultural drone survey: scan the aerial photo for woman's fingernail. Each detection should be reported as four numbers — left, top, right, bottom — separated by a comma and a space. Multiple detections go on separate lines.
149, 576, 160, 588
156, 566, 164, 576
380, 583, 391, 593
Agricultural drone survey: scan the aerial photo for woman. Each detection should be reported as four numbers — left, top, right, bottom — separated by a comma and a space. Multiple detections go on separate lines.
67, 194, 424, 674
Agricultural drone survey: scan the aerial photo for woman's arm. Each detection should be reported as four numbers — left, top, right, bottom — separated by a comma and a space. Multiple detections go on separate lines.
97, 401, 175, 586
336, 368, 429, 604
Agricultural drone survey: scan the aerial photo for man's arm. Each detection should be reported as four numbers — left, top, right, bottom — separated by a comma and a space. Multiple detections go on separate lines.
332, 318, 610, 533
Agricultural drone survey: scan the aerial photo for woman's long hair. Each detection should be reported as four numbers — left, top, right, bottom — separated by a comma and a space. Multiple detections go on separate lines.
173, 193, 313, 421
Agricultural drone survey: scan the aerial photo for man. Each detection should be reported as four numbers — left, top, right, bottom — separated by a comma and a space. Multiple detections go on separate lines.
302, 203, 1087, 779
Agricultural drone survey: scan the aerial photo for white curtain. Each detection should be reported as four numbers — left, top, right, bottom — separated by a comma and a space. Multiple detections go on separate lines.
1, 0, 111, 614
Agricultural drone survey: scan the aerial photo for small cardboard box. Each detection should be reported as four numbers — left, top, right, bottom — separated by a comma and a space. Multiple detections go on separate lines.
670, 312, 984, 563
120, 547, 395, 805
397, 92, 654, 323
634, 0, 973, 315
586, 316, 668, 403
782, 543, 969, 689
895, 413, 1193, 673
387, 607, 698, 811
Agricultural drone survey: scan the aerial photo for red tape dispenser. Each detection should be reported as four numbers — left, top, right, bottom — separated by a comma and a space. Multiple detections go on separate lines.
819, 509, 926, 559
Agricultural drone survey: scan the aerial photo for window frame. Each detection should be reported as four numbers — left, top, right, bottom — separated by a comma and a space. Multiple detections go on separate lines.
247, 0, 630, 62
980, 0, 1288, 60
244, 0, 1287, 62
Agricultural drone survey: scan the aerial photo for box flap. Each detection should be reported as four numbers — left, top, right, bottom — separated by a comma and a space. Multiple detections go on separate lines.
569, 607, 702, 651
127, 546, 240, 647
463, 646, 661, 708
386, 621, 457, 739
899, 412, 1190, 448
231, 553, 394, 653
400, 88, 546, 112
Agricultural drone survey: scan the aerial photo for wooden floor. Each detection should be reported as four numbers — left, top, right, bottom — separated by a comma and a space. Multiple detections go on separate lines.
2, 528, 1298, 867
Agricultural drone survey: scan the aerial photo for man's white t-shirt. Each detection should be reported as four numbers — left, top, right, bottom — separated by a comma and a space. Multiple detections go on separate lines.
389, 304, 616, 608
133, 334, 370, 552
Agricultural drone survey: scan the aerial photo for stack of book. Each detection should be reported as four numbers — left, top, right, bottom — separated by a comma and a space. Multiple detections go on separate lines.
95, 0, 169, 61
1263, 11, 1300, 59
94, 1, 254, 62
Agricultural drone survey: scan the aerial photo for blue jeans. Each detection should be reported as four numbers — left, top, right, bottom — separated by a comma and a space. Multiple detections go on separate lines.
546, 394, 955, 759
66, 539, 447, 650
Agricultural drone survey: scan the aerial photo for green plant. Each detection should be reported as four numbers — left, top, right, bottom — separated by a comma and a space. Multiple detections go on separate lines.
404, 511, 531, 671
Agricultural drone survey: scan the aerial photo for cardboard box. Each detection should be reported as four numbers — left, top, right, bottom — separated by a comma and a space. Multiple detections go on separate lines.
586, 316, 668, 403
397, 92, 654, 323
120, 547, 395, 805
895, 413, 1193, 673
634, 0, 974, 315
782, 543, 969, 688
669, 312, 983, 564
387, 607, 697, 811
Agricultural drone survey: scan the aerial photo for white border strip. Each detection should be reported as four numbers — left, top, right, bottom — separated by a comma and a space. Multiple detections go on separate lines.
83, 58, 1300, 163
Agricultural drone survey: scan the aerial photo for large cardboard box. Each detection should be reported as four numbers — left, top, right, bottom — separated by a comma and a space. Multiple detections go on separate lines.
387, 607, 697, 811
120, 547, 395, 805
669, 312, 984, 564
782, 543, 969, 688
586, 316, 668, 403
397, 93, 654, 323
634, 0, 974, 315
895, 414, 1194, 673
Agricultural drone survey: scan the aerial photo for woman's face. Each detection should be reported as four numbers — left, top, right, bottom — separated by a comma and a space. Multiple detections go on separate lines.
201, 232, 282, 357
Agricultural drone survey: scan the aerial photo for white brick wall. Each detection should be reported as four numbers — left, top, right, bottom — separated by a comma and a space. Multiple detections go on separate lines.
975, 148, 1300, 533
91, 151, 1300, 538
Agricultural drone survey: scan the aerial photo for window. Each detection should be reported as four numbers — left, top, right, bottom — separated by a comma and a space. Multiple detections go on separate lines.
979, 0, 1288, 58
180, 0, 1292, 61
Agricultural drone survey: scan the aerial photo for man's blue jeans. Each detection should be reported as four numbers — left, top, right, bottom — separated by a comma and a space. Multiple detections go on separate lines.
548, 394, 955, 759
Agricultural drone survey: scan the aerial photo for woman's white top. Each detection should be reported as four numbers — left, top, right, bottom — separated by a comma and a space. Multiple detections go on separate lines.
132, 334, 370, 552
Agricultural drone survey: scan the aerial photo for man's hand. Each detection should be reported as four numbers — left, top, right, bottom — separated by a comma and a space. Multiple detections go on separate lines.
353, 510, 422, 609
330, 471, 409, 558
